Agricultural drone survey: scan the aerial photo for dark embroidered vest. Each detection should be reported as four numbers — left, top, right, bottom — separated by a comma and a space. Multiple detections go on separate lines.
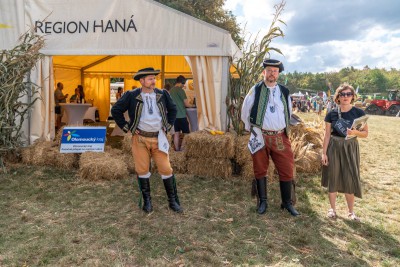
249, 81, 291, 136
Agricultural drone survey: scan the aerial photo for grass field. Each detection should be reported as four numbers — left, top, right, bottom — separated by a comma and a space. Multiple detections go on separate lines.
0, 114, 399, 266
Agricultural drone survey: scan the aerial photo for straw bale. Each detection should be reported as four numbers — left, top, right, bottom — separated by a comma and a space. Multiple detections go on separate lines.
47, 147, 79, 169
290, 133, 309, 162
21, 138, 79, 168
54, 126, 66, 145
290, 122, 324, 174
241, 162, 254, 180
295, 149, 322, 174
290, 122, 324, 148
122, 133, 133, 154
79, 151, 129, 180
124, 154, 136, 174
184, 131, 235, 159
235, 134, 252, 165
27, 140, 54, 166
303, 127, 324, 148
169, 150, 187, 174
21, 147, 34, 165
238, 159, 277, 181
289, 124, 306, 138
187, 158, 232, 178
21, 138, 46, 165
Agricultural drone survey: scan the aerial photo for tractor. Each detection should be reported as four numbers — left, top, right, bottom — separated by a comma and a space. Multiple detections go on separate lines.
365, 89, 400, 116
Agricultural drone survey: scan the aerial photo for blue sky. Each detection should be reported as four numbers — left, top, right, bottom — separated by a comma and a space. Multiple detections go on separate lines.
224, 0, 400, 73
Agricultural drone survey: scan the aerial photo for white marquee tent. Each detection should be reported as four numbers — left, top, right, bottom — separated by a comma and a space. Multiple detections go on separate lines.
0, 0, 241, 143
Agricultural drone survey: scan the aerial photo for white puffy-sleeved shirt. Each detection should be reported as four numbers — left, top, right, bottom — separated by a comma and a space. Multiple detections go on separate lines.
137, 92, 162, 132
241, 84, 292, 131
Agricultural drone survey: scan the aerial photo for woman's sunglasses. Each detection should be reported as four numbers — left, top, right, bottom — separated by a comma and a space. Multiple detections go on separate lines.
339, 92, 354, 97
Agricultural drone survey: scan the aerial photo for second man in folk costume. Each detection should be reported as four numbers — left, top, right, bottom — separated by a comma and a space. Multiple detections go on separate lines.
241, 59, 300, 216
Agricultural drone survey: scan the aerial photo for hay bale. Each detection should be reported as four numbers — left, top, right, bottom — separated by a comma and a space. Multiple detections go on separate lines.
187, 158, 232, 178
169, 150, 187, 174
21, 138, 46, 165
122, 134, 132, 154
290, 132, 309, 162
46, 147, 79, 169
21, 147, 34, 165
21, 138, 79, 168
21, 139, 52, 166
235, 134, 252, 165
295, 149, 322, 174
290, 122, 324, 174
303, 127, 323, 149
240, 160, 277, 181
241, 162, 254, 180
79, 151, 129, 180
184, 131, 235, 159
54, 126, 66, 145
124, 154, 136, 174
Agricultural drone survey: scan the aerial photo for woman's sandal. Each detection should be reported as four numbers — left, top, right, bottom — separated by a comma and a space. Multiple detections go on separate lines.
327, 209, 337, 219
348, 212, 360, 221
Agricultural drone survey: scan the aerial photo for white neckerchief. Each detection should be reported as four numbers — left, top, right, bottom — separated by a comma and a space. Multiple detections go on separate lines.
138, 91, 162, 132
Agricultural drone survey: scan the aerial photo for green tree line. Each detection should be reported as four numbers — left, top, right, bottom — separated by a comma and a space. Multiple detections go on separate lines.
280, 66, 400, 95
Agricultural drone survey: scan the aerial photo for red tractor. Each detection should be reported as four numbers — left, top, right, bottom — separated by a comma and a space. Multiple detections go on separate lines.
365, 89, 400, 116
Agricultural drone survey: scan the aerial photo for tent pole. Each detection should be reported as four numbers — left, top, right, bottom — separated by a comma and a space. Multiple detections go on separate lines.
81, 69, 84, 87
220, 57, 229, 131
27, 71, 32, 145
161, 55, 165, 88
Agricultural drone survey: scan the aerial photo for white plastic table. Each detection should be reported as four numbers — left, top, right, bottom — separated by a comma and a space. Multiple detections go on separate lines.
59, 103, 91, 125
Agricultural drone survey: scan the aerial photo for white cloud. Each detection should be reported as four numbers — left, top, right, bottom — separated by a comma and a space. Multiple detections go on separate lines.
225, 0, 400, 72
223, 0, 241, 11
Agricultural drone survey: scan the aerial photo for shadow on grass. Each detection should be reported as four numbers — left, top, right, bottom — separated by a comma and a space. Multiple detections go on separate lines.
0, 166, 399, 266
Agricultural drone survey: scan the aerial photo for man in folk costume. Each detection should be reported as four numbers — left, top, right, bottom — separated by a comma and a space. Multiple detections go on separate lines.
241, 59, 299, 216
111, 67, 182, 213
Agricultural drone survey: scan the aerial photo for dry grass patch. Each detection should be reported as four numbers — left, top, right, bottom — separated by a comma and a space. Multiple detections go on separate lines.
1, 113, 399, 266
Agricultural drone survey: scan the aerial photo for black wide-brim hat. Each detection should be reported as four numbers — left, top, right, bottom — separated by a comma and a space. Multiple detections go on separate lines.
133, 67, 160, 81
262, 59, 284, 73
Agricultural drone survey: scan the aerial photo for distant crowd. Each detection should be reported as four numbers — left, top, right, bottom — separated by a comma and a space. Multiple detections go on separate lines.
292, 97, 336, 115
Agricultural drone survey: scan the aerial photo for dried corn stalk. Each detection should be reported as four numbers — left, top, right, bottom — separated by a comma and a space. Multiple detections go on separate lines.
227, 1, 286, 135
0, 30, 44, 172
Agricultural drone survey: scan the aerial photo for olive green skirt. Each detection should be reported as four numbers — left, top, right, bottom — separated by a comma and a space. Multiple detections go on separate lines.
321, 135, 362, 198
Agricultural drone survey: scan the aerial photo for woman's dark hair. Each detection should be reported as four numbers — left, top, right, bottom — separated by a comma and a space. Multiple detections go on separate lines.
78, 85, 85, 99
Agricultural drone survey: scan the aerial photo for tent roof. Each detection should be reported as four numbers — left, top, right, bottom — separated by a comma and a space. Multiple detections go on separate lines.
1, 0, 241, 57
53, 55, 193, 77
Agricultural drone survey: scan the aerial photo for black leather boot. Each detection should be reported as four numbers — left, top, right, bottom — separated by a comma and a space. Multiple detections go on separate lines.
163, 175, 183, 213
280, 181, 300, 216
256, 177, 267, 214
138, 177, 153, 213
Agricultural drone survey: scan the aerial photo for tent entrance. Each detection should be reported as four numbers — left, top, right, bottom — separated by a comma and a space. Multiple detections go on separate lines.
53, 55, 193, 121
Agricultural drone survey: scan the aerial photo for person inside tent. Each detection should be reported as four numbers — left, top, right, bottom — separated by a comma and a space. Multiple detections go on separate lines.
169, 75, 195, 151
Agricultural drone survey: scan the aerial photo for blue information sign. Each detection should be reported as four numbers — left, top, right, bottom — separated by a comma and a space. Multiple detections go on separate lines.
60, 126, 107, 153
